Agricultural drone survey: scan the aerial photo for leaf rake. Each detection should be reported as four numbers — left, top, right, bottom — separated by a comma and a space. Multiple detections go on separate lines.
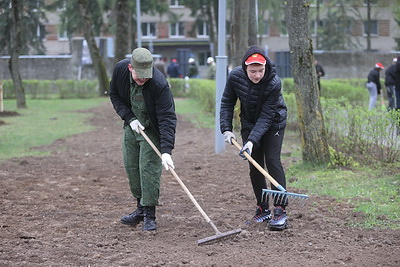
231, 139, 308, 205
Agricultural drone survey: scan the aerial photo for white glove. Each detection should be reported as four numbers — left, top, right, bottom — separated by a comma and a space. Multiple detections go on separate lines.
223, 131, 236, 145
129, 119, 145, 134
239, 141, 253, 160
161, 153, 175, 171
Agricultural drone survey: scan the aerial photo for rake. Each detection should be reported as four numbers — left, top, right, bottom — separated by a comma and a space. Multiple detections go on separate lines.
231, 139, 308, 205
139, 128, 242, 245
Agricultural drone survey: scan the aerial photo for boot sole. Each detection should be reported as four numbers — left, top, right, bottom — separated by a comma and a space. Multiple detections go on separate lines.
120, 218, 144, 226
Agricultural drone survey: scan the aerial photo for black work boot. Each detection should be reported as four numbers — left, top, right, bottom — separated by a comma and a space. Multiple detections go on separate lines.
120, 199, 144, 226
142, 206, 157, 231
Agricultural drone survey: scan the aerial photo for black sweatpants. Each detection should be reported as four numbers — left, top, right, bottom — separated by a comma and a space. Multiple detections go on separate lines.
245, 128, 287, 208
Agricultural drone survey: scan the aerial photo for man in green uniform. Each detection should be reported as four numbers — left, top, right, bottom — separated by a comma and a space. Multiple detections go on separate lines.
109, 47, 177, 231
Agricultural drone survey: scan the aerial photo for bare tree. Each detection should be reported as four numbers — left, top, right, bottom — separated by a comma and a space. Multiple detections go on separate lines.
77, 0, 109, 96
284, 0, 330, 164
230, 0, 250, 67
9, 0, 26, 108
114, 0, 130, 63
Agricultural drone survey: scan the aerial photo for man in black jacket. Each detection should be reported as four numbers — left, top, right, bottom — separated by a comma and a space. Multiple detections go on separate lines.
366, 62, 385, 110
384, 58, 397, 110
220, 45, 288, 230
109, 47, 177, 231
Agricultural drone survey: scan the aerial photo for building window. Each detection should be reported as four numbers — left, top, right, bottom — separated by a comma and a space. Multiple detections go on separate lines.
170, 22, 184, 37
197, 21, 208, 38
310, 20, 323, 37
280, 21, 288, 37
37, 24, 46, 41
142, 22, 156, 38
364, 0, 377, 5
363, 20, 378, 36
198, 51, 211, 66
260, 20, 269, 36
170, 0, 183, 7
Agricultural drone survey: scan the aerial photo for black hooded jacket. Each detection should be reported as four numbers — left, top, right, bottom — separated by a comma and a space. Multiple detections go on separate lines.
220, 46, 287, 147
109, 59, 176, 155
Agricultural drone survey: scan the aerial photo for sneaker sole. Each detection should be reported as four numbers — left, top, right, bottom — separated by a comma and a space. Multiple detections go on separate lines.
253, 215, 272, 223
268, 222, 288, 231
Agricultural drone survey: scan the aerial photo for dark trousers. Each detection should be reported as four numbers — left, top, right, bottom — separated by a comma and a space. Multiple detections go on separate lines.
246, 128, 287, 208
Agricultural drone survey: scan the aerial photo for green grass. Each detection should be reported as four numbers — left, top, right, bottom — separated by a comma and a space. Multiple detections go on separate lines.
286, 163, 400, 229
175, 97, 215, 128
0, 98, 108, 160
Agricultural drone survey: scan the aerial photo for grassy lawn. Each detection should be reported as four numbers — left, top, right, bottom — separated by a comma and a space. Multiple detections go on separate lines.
0, 98, 108, 160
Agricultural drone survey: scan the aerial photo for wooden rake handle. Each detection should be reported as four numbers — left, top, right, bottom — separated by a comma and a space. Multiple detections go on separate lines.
138, 128, 222, 233
231, 138, 286, 192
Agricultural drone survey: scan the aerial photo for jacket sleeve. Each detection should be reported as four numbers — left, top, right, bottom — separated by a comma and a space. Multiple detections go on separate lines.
109, 62, 135, 125
152, 81, 177, 155
220, 74, 238, 134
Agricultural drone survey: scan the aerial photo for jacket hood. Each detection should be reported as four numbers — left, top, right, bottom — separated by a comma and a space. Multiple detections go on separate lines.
241, 45, 274, 82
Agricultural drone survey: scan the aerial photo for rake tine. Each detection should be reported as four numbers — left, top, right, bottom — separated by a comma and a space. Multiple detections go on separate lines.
231, 139, 309, 203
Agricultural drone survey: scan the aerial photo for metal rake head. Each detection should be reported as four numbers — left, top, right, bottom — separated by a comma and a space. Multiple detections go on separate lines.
262, 189, 308, 206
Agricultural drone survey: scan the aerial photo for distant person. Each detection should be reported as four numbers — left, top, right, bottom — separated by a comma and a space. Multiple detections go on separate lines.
206, 57, 216, 80
395, 56, 400, 134
366, 63, 384, 110
154, 57, 166, 77
384, 58, 397, 110
187, 57, 199, 78
167, 58, 181, 78
395, 56, 400, 109
313, 59, 325, 92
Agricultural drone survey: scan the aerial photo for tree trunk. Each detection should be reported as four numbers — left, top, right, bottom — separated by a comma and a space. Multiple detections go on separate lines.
248, 0, 257, 46
10, 0, 26, 109
284, 0, 330, 164
78, 0, 110, 96
114, 0, 130, 63
231, 0, 249, 67
366, 0, 371, 51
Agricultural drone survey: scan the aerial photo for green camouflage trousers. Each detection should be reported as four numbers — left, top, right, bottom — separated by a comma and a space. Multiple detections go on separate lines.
122, 126, 162, 206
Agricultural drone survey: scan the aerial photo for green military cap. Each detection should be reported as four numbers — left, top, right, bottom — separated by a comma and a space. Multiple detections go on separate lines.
131, 47, 153, 78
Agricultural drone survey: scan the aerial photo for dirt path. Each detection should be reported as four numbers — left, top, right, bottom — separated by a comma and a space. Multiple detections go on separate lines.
1, 101, 399, 266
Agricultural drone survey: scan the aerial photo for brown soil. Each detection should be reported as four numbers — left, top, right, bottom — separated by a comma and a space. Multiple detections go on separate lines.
1, 101, 399, 266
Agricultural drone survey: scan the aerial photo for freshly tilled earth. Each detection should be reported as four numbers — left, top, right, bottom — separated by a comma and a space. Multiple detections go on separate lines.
0, 101, 399, 266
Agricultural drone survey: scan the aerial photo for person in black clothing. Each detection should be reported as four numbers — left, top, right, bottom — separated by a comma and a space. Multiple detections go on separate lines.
394, 56, 400, 134
109, 47, 177, 231
220, 45, 288, 230
167, 58, 181, 78
384, 58, 397, 110
366, 63, 385, 110
314, 59, 325, 92
395, 56, 400, 110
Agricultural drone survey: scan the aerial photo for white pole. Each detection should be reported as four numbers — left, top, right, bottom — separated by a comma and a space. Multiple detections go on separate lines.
215, 0, 227, 154
136, 0, 142, 48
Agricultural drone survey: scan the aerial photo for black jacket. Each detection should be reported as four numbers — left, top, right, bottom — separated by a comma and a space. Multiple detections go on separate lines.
109, 59, 176, 154
395, 58, 400, 92
367, 68, 382, 93
220, 46, 287, 147
385, 64, 396, 86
